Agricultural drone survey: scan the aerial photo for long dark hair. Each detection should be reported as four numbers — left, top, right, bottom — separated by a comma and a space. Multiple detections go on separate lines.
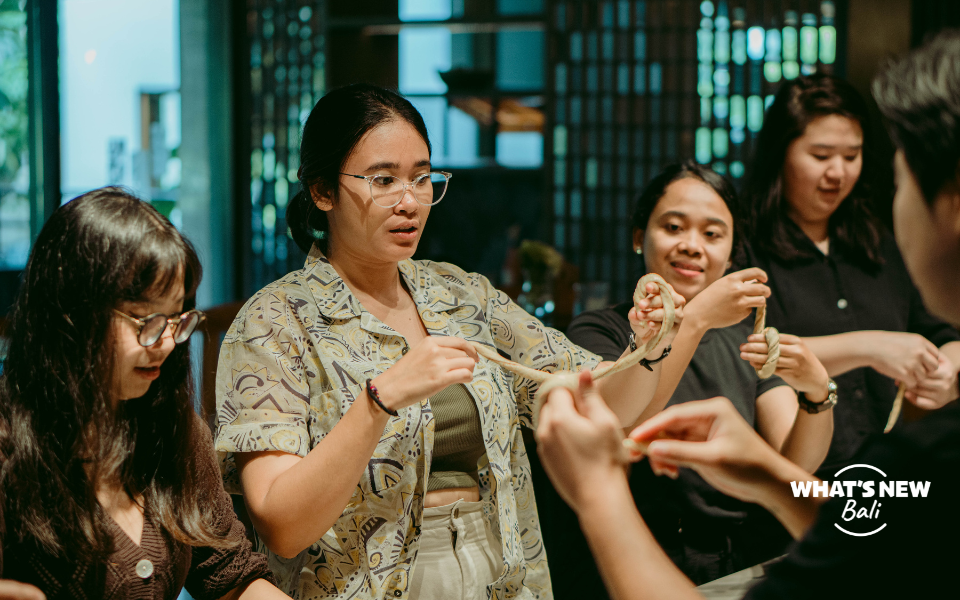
287, 83, 432, 254
632, 161, 744, 268
0, 187, 234, 559
744, 73, 884, 268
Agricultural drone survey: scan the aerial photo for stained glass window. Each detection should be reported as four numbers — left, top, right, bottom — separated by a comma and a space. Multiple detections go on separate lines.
698, 1, 838, 180
243, 0, 327, 294
547, 0, 841, 304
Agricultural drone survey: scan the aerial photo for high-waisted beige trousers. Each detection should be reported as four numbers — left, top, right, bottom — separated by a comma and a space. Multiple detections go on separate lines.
409, 500, 503, 600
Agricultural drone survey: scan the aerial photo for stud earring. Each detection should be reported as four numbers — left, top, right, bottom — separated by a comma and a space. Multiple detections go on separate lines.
635, 247, 643, 255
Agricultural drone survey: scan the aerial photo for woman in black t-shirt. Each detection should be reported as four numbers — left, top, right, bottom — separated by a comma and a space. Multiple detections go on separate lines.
741, 74, 960, 472
558, 162, 834, 588
531, 34, 960, 599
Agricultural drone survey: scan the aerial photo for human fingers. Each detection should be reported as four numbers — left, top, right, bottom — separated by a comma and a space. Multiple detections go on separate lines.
906, 394, 945, 411
648, 457, 680, 479
629, 397, 730, 443
445, 356, 478, 375
434, 345, 480, 362
907, 371, 951, 399
897, 368, 921, 390
908, 342, 939, 374
905, 381, 946, 405
434, 336, 480, 361
643, 281, 684, 308
743, 282, 772, 297
731, 267, 769, 283
922, 348, 940, 373
772, 356, 799, 371
640, 307, 669, 322
740, 295, 767, 309
645, 438, 719, 469
663, 282, 686, 308
914, 363, 951, 388
643, 292, 664, 309
442, 368, 478, 387
740, 351, 772, 365
740, 341, 770, 354
536, 387, 578, 442
774, 343, 803, 362
776, 333, 802, 346
573, 369, 605, 419
910, 361, 930, 389
0, 581, 46, 600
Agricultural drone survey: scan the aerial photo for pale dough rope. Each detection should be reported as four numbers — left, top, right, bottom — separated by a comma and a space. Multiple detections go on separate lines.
471, 273, 676, 454
751, 301, 908, 432
621, 302, 780, 455
756, 298, 906, 433
884, 383, 908, 433
752, 305, 780, 379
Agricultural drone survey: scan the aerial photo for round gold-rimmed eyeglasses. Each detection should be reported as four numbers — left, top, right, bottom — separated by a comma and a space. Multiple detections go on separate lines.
339, 171, 452, 208
113, 308, 207, 347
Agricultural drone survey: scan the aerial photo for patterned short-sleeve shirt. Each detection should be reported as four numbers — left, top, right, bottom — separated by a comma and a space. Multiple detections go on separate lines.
214, 248, 600, 600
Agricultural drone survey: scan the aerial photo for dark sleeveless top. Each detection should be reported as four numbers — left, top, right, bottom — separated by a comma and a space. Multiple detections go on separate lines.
427, 384, 487, 491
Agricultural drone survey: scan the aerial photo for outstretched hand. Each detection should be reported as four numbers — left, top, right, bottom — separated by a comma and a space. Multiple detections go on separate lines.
626, 397, 785, 505
535, 370, 633, 513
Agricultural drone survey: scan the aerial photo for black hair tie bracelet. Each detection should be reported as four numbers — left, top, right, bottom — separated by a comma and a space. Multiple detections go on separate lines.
366, 379, 399, 417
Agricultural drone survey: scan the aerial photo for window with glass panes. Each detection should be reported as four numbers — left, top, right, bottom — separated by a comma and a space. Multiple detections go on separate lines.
547, 0, 842, 305
243, 0, 327, 295
0, 0, 30, 272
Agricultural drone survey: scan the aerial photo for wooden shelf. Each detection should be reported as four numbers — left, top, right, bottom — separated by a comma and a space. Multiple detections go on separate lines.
328, 15, 544, 35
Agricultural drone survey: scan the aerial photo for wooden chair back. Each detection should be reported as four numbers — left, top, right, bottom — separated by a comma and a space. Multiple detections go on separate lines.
198, 301, 245, 430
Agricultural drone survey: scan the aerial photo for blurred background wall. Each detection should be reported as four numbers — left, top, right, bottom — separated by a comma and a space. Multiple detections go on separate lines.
0, 0, 951, 325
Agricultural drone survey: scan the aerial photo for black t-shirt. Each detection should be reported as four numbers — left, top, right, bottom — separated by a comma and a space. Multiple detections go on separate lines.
567, 301, 788, 525
744, 401, 960, 599
745, 230, 960, 470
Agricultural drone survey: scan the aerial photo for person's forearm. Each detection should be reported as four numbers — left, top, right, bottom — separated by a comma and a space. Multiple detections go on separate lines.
778, 407, 833, 473
222, 578, 290, 600
576, 475, 703, 600
752, 454, 829, 539
802, 332, 882, 377
246, 392, 390, 558
628, 320, 708, 428
598, 335, 672, 426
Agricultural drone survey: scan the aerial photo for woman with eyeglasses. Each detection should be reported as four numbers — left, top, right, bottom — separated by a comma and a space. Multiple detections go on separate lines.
0, 188, 287, 599
213, 83, 680, 600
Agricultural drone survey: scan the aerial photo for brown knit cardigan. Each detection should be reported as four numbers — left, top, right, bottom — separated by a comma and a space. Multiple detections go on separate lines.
0, 415, 274, 600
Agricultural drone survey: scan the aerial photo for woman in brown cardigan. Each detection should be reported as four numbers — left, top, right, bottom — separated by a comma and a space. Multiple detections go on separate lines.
0, 188, 287, 600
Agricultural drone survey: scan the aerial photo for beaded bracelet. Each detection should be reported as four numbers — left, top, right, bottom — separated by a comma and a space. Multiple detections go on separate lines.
366, 379, 398, 417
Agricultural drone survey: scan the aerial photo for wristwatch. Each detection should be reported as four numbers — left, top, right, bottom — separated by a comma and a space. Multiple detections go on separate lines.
798, 378, 838, 414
